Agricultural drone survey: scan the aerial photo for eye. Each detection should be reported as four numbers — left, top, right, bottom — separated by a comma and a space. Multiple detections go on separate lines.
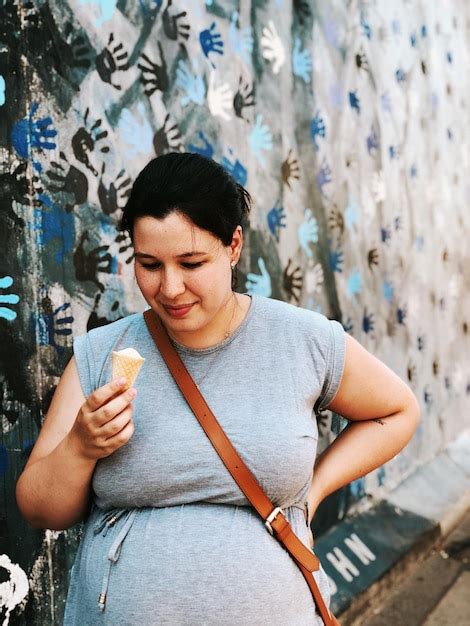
182, 262, 204, 269
140, 262, 161, 271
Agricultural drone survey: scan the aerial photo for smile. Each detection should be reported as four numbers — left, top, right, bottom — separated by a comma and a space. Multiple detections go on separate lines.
162, 303, 195, 318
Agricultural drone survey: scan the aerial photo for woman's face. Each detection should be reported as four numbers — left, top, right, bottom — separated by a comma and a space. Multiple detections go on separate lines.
133, 212, 242, 343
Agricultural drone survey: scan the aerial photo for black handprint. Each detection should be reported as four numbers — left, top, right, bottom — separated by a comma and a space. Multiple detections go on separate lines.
138, 45, 169, 97
96, 33, 129, 89
63, 22, 92, 70
367, 248, 379, 269
73, 231, 112, 292
162, 0, 190, 41
293, 0, 311, 25
0, 162, 28, 227
115, 229, 134, 264
328, 207, 344, 236
71, 108, 110, 176
355, 48, 369, 71
281, 149, 300, 190
87, 293, 121, 331
98, 164, 132, 215
153, 114, 183, 155
233, 76, 255, 120
283, 258, 303, 305
39, 294, 73, 353
46, 152, 88, 213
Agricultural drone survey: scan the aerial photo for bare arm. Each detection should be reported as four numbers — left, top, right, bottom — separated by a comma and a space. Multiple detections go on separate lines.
306, 333, 420, 522
15, 357, 136, 530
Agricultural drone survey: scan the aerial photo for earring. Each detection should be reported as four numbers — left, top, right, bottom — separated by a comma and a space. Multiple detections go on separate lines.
231, 261, 236, 270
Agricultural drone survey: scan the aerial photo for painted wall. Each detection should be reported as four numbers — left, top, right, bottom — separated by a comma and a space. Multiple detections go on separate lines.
1, 0, 469, 622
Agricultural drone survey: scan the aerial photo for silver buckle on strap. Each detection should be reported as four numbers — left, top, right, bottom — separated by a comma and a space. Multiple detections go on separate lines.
265, 506, 285, 535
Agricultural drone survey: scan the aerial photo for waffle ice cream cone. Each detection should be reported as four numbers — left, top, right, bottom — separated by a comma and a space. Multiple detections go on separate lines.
112, 348, 145, 390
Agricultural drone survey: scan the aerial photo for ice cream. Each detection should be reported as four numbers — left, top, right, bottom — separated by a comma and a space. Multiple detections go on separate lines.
111, 348, 145, 390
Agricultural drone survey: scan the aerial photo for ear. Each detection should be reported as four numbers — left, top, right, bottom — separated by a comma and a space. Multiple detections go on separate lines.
229, 225, 243, 263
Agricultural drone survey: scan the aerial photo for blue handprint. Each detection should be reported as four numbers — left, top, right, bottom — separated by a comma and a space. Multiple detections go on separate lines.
221, 152, 248, 186
366, 126, 379, 154
229, 12, 253, 64
344, 197, 359, 230
360, 12, 372, 39
37, 193, 75, 264
176, 60, 205, 107
267, 203, 286, 242
11, 102, 57, 159
0, 277, 20, 321
310, 111, 326, 150
298, 208, 318, 258
119, 103, 153, 158
199, 22, 224, 66
292, 37, 311, 83
316, 159, 332, 196
362, 309, 375, 333
249, 114, 273, 166
395, 68, 406, 83
187, 131, 214, 159
380, 226, 392, 244
79, 0, 116, 27
0, 74, 5, 106
383, 280, 394, 302
329, 244, 344, 273
349, 90, 361, 114
396, 305, 407, 325
245, 257, 272, 297
347, 270, 362, 298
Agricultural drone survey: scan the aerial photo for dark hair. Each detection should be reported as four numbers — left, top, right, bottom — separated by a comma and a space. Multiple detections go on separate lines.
119, 153, 252, 245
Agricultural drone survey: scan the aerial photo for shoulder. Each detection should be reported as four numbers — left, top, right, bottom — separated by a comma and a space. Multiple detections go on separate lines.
74, 312, 144, 355
253, 295, 338, 335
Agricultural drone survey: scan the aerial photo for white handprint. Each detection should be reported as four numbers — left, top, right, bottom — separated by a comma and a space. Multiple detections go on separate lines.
261, 21, 286, 74
207, 71, 233, 121
305, 261, 324, 294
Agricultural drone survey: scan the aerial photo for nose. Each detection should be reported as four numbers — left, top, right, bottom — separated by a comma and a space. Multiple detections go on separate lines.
159, 267, 186, 300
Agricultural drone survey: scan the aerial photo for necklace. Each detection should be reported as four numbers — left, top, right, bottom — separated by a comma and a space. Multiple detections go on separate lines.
170, 293, 241, 389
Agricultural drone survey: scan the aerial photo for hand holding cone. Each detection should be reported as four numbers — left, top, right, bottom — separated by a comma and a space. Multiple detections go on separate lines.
112, 348, 145, 390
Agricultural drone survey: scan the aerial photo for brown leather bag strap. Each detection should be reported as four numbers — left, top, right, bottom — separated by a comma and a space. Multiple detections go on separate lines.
143, 310, 339, 626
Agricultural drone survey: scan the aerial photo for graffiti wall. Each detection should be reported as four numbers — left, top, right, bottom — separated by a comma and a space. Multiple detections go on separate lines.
1, 0, 469, 622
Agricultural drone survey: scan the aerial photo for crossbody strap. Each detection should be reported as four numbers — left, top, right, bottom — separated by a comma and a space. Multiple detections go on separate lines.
143, 309, 339, 626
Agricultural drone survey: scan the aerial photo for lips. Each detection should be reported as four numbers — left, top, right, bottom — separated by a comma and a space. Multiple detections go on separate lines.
162, 303, 195, 318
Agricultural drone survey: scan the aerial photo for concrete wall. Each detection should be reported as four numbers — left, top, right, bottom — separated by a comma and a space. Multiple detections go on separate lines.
1, 0, 469, 622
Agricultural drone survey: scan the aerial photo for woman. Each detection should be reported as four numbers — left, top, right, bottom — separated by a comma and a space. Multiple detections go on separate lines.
16, 153, 420, 625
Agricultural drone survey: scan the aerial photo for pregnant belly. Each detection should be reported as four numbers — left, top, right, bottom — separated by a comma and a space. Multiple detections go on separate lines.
71, 503, 325, 625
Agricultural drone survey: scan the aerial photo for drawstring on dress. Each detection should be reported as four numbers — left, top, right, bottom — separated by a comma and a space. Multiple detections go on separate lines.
93, 508, 139, 611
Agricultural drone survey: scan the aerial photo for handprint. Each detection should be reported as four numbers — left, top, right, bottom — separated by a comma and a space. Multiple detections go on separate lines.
115, 229, 134, 265
310, 111, 326, 150
246, 257, 272, 297
371, 170, 386, 202
138, 45, 169, 96
355, 48, 369, 71
46, 152, 88, 213
98, 163, 132, 215
396, 304, 407, 325
199, 22, 224, 66
417, 335, 426, 352
329, 244, 344, 273
71, 108, 110, 176
11, 102, 57, 159
380, 91, 392, 113
366, 126, 380, 154
37, 293, 73, 353
187, 131, 214, 159
0, 162, 30, 226
249, 114, 273, 166
36, 192, 75, 263
221, 152, 248, 186
96, 33, 129, 89
380, 226, 392, 244
229, 12, 253, 64
345, 198, 359, 230
292, 37, 311, 83
0, 277, 20, 321
73, 231, 113, 292
176, 60, 205, 107
87, 293, 121, 331
316, 159, 332, 196
261, 21, 286, 74
267, 203, 286, 242
233, 76, 255, 120
298, 208, 318, 258
162, 0, 190, 41
347, 269, 362, 299
407, 362, 417, 383
362, 309, 375, 334
423, 385, 432, 410
153, 114, 184, 155
305, 261, 324, 294
383, 280, 394, 302
328, 208, 344, 235
118, 102, 153, 158
79, 0, 116, 27
281, 149, 300, 189
293, 0, 311, 25
283, 258, 303, 304
349, 90, 361, 114
207, 71, 233, 121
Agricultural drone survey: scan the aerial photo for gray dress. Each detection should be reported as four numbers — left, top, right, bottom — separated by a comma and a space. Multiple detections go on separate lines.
63, 294, 345, 625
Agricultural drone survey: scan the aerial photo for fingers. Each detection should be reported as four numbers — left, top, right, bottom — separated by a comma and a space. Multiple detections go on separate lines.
99, 405, 133, 440
86, 377, 128, 412
91, 386, 137, 428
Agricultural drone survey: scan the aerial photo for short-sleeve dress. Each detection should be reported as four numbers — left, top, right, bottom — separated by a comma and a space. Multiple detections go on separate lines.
63, 294, 345, 625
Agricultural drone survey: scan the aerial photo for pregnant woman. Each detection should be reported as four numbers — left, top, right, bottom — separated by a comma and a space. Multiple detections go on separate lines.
16, 153, 420, 625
